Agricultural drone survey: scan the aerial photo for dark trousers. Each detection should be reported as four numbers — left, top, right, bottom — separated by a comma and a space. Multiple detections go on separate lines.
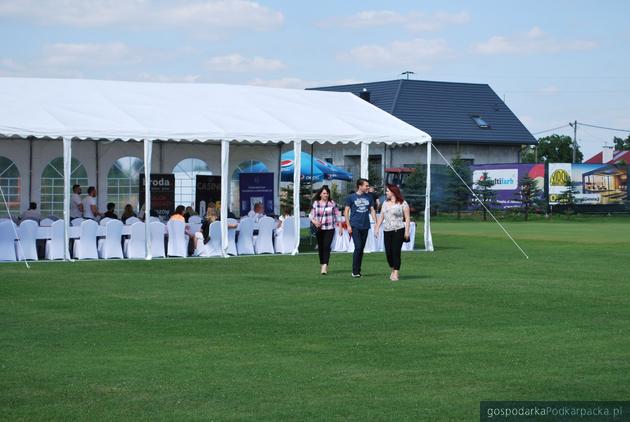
351, 228, 369, 275
316, 229, 335, 265
384, 228, 405, 271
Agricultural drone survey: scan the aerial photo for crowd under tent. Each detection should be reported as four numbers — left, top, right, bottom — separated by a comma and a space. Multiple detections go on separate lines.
0, 77, 433, 259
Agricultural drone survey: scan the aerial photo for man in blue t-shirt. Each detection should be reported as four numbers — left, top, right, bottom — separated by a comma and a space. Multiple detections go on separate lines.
344, 178, 377, 277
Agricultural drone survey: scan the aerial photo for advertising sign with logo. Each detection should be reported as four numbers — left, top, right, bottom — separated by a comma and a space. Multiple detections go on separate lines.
548, 163, 628, 205
195, 175, 221, 217
239, 172, 275, 216
471, 164, 546, 208
139, 173, 175, 220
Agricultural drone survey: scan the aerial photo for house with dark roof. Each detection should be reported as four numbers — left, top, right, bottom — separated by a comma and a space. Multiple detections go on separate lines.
306, 79, 536, 172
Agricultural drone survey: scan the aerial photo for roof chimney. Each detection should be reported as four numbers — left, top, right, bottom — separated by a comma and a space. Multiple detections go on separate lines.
359, 88, 370, 103
602, 145, 614, 163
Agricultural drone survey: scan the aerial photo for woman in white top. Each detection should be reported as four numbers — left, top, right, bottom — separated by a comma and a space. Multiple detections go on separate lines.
374, 184, 410, 281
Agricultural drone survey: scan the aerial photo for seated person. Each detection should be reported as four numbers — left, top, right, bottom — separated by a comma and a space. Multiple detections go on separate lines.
247, 202, 265, 223
20, 202, 41, 223
120, 204, 137, 224
170, 205, 195, 237
102, 202, 118, 220
184, 206, 197, 223
276, 206, 292, 229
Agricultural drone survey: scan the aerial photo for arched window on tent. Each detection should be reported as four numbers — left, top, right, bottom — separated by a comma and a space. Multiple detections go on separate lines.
172, 158, 211, 209
0, 156, 20, 218
231, 160, 269, 217
40, 157, 88, 218
107, 156, 143, 214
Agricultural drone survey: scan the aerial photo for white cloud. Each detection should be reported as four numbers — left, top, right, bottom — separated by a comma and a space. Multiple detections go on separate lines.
472, 26, 597, 55
42, 42, 141, 67
339, 38, 452, 69
0, 0, 283, 30
136, 73, 201, 83
540, 85, 559, 95
319, 10, 469, 32
205, 54, 285, 72
248, 77, 364, 90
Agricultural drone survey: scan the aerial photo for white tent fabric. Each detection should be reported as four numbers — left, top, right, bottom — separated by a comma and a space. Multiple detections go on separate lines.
0, 77, 434, 258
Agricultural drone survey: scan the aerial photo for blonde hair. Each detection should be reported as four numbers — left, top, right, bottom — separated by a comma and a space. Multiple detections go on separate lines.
206, 207, 218, 222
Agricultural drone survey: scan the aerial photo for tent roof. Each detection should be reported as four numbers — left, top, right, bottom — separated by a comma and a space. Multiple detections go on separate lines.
0, 77, 431, 145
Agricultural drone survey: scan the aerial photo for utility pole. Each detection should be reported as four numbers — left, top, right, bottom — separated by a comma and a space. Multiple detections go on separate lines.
569, 120, 578, 163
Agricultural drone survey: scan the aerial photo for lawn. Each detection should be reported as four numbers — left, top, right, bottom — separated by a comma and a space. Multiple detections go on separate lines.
1, 217, 629, 421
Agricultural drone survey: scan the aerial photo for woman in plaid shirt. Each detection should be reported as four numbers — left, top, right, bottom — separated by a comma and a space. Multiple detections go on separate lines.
309, 185, 342, 275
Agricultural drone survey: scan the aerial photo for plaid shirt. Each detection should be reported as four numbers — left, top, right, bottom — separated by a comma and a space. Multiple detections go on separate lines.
309, 200, 341, 230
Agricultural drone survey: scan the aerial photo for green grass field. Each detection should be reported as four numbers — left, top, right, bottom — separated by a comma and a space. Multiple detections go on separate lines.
1, 217, 629, 421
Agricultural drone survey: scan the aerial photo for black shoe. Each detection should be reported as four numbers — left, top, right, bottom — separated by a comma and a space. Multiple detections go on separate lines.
351, 273, 362, 278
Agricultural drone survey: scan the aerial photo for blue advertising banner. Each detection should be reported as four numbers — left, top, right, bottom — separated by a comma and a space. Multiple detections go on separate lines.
471, 164, 546, 208
239, 172, 274, 216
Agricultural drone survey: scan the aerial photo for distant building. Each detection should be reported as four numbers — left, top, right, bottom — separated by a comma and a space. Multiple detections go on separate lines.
307, 79, 536, 172
585, 148, 630, 165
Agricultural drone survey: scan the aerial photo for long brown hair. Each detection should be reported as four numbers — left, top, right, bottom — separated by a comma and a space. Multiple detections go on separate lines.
386, 184, 404, 204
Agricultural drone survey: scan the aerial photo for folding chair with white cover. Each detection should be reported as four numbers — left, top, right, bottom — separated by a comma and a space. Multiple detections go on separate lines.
189, 215, 202, 224
125, 216, 140, 225
71, 218, 84, 226
16, 220, 38, 260
0, 220, 17, 261
40, 218, 54, 227
197, 221, 222, 257
331, 229, 346, 252
167, 220, 187, 257
274, 216, 296, 254
255, 216, 275, 254
73, 219, 99, 259
227, 218, 238, 256
99, 217, 111, 226
98, 219, 123, 259
402, 222, 416, 251
236, 217, 255, 255
375, 223, 385, 252
45, 220, 67, 260
364, 226, 376, 253
148, 216, 160, 223
124, 222, 145, 259
150, 221, 166, 258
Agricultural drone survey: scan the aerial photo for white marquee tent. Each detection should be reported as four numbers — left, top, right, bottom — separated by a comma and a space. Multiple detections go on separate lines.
0, 77, 433, 260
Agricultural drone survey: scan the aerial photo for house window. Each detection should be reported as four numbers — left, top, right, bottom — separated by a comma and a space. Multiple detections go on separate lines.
471, 115, 490, 129
40, 157, 88, 217
107, 157, 143, 214
0, 156, 20, 218
172, 158, 212, 209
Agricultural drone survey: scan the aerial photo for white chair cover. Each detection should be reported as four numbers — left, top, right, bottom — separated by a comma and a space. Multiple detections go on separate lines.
150, 221, 166, 258
274, 216, 296, 254
188, 222, 202, 235
375, 223, 385, 252
40, 218, 54, 227
45, 220, 67, 260
124, 222, 145, 259
125, 216, 140, 225
189, 215, 202, 224
227, 218, 238, 256
71, 218, 84, 227
99, 217, 112, 226
73, 219, 99, 259
0, 220, 17, 261
148, 216, 161, 223
167, 220, 187, 257
16, 220, 38, 260
197, 221, 222, 257
255, 216, 275, 254
236, 217, 255, 255
98, 219, 123, 259
364, 226, 376, 253
402, 222, 416, 251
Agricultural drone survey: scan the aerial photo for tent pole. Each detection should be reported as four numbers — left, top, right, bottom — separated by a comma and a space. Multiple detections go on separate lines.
310, 143, 314, 197
292, 140, 302, 255
424, 141, 434, 252
62, 136, 72, 261
220, 140, 230, 257
143, 139, 153, 260
360, 142, 369, 179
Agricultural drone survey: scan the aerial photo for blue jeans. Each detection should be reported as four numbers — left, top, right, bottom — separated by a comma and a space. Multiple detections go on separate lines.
351, 228, 369, 275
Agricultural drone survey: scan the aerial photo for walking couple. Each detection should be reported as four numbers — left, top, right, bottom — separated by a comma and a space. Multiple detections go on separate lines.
308, 179, 411, 280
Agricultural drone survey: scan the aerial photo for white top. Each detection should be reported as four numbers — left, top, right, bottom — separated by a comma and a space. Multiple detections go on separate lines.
82, 196, 97, 219
247, 210, 265, 223
381, 200, 409, 232
70, 193, 83, 218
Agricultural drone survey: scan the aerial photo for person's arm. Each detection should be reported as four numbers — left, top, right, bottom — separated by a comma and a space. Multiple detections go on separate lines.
90, 199, 100, 217
370, 204, 377, 227
403, 202, 411, 241
374, 206, 384, 237
344, 206, 352, 234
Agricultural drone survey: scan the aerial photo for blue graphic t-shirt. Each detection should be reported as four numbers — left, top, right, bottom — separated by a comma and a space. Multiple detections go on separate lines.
345, 192, 374, 230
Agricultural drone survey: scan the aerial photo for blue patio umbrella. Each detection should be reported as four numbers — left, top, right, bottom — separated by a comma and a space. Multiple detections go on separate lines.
280, 151, 353, 182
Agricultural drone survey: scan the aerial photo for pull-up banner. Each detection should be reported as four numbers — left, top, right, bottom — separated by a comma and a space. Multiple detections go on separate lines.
195, 175, 221, 217
239, 172, 274, 216
139, 173, 175, 221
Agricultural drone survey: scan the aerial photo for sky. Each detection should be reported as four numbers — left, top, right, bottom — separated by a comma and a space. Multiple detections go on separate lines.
1, 0, 629, 158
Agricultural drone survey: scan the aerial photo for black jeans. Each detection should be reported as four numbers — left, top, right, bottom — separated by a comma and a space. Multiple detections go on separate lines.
384, 228, 405, 271
316, 229, 335, 265
351, 228, 369, 275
